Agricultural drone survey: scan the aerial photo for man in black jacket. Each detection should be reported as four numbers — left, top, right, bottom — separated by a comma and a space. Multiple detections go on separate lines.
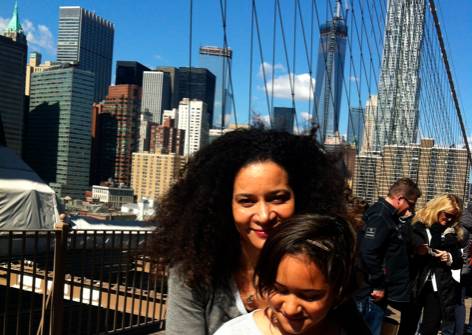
355, 178, 421, 335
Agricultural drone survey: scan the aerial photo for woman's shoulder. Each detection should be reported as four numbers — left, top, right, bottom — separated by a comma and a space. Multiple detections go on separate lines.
214, 311, 262, 335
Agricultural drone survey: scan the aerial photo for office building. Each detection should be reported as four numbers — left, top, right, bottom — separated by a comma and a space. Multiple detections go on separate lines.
141, 71, 171, 123
57, 6, 114, 101
313, 0, 347, 142
155, 67, 180, 108
272, 107, 295, 133
361, 95, 378, 153
150, 114, 185, 155
411, 140, 467, 207
131, 152, 186, 202
199, 46, 234, 128
115, 61, 150, 86
373, 0, 425, 150
25, 52, 42, 96
0, 1, 27, 156
137, 111, 154, 152
347, 107, 364, 152
176, 68, 215, 127
177, 98, 209, 156
95, 85, 142, 186
24, 64, 95, 199
92, 185, 134, 209
155, 67, 216, 126
352, 139, 469, 207
90, 102, 105, 185
352, 153, 382, 204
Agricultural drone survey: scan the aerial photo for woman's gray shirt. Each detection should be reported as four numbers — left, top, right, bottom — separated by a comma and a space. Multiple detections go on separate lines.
166, 269, 245, 335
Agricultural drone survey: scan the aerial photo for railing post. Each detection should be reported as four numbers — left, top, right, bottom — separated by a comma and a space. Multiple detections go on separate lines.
50, 222, 69, 335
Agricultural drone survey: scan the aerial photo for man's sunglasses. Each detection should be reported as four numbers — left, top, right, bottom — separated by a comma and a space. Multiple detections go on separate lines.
400, 197, 416, 209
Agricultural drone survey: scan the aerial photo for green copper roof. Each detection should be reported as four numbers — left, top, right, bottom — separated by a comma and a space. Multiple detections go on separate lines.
6, 1, 23, 33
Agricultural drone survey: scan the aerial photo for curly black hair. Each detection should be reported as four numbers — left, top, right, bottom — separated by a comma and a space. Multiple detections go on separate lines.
151, 128, 347, 288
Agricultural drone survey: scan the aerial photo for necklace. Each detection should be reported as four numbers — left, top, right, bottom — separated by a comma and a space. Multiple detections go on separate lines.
245, 292, 258, 311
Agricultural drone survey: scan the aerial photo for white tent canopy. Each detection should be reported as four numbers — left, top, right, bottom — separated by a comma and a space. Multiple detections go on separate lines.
0, 146, 58, 229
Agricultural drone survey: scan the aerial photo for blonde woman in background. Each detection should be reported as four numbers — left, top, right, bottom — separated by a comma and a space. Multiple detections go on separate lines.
398, 194, 464, 335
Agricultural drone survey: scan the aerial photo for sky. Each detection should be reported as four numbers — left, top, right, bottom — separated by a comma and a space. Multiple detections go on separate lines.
0, 0, 471, 136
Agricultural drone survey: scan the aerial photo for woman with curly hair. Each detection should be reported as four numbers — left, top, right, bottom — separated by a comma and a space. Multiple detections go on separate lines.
151, 128, 358, 334
399, 194, 464, 335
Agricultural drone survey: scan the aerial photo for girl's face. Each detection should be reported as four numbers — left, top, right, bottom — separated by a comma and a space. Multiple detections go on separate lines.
269, 253, 334, 334
232, 161, 295, 252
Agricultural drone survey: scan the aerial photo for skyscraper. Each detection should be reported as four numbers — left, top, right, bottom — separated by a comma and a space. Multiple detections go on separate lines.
141, 71, 171, 123
149, 113, 185, 155
199, 46, 233, 128
25, 52, 42, 96
272, 107, 295, 133
352, 139, 469, 207
175, 67, 216, 126
373, 0, 425, 150
352, 153, 382, 204
57, 6, 114, 102
177, 98, 209, 156
347, 107, 364, 152
24, 64, 95, 199
115, 61, 150, 86
155, 67, 216, 126
155, 66, 180, 108
137, 111, 153, 152
361, 95, 378, 153
131, 152, 186, 202
0, 1, 27, 156
313, 0, 347, 143
95, 85, 142, 186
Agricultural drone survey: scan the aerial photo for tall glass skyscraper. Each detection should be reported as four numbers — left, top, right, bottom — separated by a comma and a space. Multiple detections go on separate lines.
175, 67, 216, 127
314, 1, 347, 143
199, 46, 233, 129
25, 64, 95, 199
373, 0, 425, 151
57, 6, 114, 102
0, 1, 27, 156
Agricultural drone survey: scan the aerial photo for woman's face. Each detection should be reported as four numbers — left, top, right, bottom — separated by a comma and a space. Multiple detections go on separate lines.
269, 253, 334, 334
438, 208, 458, 226
232, 160, 295, 252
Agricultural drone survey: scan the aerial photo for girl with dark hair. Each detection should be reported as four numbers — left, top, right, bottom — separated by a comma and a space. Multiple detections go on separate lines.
151, 128, 352, 334
215, 214, 368, 335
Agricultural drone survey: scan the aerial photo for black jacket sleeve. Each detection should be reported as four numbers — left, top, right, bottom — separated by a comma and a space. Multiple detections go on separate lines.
359, 213, 390, 290
461, 205, 472, 233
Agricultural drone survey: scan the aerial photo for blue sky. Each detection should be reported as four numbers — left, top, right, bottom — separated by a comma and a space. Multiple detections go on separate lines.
1, 0, 471, 135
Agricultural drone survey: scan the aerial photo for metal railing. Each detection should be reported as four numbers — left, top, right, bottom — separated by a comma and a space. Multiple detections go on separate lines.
0, 225, 166, 335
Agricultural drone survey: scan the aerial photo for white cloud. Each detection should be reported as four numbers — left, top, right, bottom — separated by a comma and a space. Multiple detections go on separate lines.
349, 75, 359, 82
259, 72, 315, 101
253, 113, 271, 126
23, 19, 56, 55
258, 62, 285, 78
300, 111, 313, 122
0, 17, 8, 31
0, 17, 56, 55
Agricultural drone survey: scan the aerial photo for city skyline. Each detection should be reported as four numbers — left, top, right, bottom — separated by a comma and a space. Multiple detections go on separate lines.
0, 0, 470, 136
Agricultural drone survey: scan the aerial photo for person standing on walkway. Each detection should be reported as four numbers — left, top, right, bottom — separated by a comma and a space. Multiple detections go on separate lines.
400, 194, 464, 335
355, 178, 421, 335
151, 128, 364, 335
